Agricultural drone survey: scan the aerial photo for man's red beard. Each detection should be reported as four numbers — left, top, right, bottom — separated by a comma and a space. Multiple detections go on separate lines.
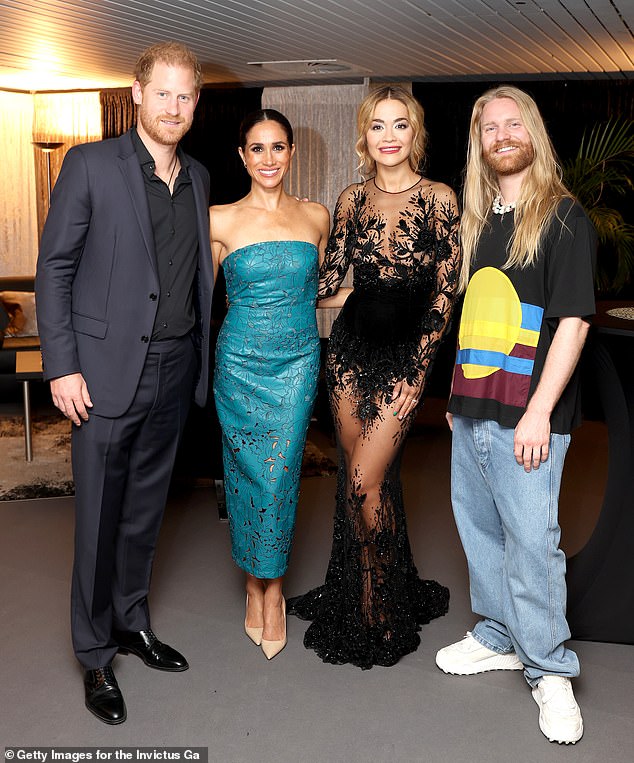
485, 140, 534, 176
138, 107, 191, 146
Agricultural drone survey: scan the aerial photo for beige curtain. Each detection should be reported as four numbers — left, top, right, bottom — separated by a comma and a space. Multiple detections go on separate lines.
0, 92, 38, 276
262, 84, 368, 336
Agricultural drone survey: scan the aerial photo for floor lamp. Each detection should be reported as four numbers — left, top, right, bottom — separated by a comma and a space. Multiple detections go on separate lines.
32, 141, 64, 207
27, 141, 63, 462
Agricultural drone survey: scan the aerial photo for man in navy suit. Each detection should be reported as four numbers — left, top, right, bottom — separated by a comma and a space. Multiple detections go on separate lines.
35, 41, 213, 725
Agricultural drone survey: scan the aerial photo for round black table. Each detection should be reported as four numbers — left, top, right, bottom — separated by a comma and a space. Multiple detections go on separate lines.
566, 301, 634, 643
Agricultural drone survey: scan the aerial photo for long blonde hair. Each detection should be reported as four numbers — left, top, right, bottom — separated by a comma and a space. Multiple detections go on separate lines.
355, 86, 427, 176
460, 85, 572, 291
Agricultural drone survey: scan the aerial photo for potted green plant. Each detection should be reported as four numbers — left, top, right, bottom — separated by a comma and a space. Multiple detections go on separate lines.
563, 119, 634, 294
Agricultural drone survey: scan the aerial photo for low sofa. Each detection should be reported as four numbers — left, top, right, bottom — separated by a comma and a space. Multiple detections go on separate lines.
0, 275, 40, 376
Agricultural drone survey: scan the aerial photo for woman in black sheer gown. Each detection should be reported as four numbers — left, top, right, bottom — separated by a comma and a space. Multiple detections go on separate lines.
288, 86, 461, 669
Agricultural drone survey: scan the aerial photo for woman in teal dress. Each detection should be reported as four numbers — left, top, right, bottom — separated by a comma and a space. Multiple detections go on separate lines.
210, 110, 342, 659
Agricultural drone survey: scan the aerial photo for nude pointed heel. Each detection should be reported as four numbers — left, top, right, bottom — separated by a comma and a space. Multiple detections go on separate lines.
261, 598, 287, 660
244, 594, 263, 646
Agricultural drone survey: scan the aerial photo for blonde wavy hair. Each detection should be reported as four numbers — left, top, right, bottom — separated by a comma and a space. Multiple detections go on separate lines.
355, 86, 427, 177
134, 41, 203, 93
460, 85, 572, 292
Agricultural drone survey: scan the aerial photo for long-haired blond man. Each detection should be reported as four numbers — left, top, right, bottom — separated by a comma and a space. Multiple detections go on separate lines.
436, 86, 596, 745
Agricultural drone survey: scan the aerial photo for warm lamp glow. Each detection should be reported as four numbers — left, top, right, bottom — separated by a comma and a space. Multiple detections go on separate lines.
28, 92, 102, 239
33, 92, 102, 142
33, 141, 64, 206
0, 16, 127, 91
32, 141, 65, 153
0, 70, 127, 91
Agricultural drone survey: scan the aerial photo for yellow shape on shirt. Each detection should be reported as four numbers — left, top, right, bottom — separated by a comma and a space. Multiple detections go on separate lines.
459, 267, 522, 379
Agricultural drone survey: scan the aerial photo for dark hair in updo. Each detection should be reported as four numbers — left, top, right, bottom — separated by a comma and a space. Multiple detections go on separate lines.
238, 109, 294, 149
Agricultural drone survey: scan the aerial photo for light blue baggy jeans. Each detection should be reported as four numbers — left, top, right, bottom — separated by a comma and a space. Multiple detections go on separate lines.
451, 415, 580, 686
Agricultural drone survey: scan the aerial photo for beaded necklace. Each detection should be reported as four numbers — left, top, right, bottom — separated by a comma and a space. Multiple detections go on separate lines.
492, 195, 516, 215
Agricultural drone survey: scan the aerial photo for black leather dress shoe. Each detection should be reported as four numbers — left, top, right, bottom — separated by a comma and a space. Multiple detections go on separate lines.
114, 628, 189, 671
84, 665, 127, 725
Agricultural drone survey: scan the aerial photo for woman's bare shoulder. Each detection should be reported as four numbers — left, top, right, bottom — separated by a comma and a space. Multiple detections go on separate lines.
300, 199, 330, 225
209, 201, 246, 248
209, 200, 244, 216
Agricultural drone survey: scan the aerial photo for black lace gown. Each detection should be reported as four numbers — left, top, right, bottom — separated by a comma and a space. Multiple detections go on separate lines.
287, 177, 460, 669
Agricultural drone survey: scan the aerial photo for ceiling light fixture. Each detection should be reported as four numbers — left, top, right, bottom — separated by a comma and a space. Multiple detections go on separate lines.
247, 59, 367, 75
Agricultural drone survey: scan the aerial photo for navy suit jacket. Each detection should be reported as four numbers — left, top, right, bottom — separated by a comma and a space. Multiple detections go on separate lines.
35, 130, 213, 417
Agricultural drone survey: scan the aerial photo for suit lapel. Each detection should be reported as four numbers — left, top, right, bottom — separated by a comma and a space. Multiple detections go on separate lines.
116, 132, 157, 273
190, 166, 214, 290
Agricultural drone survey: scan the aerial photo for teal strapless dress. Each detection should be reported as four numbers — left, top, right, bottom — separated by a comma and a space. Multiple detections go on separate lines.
214, 241, 321, 578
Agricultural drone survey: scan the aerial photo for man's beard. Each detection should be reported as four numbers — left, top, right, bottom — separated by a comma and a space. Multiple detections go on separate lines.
138, 105, 191, 146
485, 140, 534, 176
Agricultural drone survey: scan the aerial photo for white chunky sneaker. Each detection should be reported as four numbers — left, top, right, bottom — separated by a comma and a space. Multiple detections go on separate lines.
532, 675, 583, 744
435, 632, 524, 675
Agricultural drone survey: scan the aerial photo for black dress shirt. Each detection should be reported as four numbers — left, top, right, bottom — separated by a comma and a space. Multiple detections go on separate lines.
131, 128, 199, 340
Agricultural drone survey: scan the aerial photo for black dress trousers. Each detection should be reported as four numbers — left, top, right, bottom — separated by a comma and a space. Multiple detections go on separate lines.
70, 334, 197, 669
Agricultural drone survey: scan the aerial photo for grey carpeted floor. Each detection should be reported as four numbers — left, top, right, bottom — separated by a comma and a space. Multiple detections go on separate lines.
1, 401, 632, 762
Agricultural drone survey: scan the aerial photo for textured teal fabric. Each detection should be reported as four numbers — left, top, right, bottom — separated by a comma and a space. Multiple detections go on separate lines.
214, 241, 320, 578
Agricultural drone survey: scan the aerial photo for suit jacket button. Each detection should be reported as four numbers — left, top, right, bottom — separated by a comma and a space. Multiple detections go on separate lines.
141, 335, 149, 343
149, 293, 157, 300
